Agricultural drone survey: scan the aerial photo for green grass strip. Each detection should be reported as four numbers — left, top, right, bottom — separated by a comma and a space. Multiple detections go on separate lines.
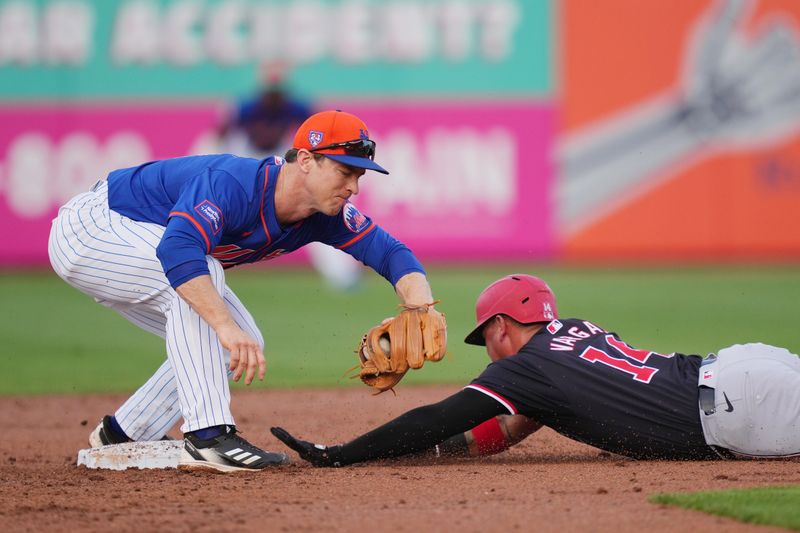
2, 265, 798, 395
651, 485, 800, 530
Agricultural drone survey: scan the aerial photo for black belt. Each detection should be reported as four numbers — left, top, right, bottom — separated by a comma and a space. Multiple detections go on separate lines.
698, 353, 718, 415
699, 385, 716, 415
697, 354, 737, 459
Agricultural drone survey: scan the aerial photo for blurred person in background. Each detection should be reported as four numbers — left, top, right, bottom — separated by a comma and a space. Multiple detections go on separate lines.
217, 61, 310, 159
217, 61, 363, 292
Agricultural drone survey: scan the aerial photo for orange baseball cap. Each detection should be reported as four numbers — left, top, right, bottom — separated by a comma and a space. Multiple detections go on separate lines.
293, 110, 389, 174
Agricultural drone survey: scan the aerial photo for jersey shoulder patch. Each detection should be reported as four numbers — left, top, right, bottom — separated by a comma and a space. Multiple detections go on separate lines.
342, 202, 369, 233
195, 200, 224, 234
546, 319, 563, 334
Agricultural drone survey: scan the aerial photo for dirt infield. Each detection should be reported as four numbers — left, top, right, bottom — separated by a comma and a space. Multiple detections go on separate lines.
2, 387, 798, 532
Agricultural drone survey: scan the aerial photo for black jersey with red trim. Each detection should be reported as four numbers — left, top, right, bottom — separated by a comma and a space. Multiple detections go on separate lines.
468, 318, 715, 459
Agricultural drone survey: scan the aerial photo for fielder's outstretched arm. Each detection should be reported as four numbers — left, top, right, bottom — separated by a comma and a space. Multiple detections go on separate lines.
271, 388, 507, 466
394, 271, 435, 306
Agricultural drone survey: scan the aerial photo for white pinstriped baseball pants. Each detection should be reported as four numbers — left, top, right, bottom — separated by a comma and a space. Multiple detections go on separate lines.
48, 181, 263, 438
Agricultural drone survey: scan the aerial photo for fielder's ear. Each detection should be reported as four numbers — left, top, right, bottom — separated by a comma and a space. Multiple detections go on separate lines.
295, 149, 316, 172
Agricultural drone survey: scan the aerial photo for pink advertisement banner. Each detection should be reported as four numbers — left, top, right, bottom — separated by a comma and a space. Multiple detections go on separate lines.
0, 102, 554, 265
330, 102, 555, 261
0, 103, 221, 264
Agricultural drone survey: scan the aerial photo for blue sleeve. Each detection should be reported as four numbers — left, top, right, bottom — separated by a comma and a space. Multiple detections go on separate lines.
312, 202, 425, 286
156, 170, 251, 288
350, 226, 425, 286
156, 218, 211, 288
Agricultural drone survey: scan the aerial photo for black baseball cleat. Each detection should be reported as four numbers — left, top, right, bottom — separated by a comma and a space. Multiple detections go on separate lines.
88, 415, 173, 447
179, 426, 289, 473
88, 415, 132, 447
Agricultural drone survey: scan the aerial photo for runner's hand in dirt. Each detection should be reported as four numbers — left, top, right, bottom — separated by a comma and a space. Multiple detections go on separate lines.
271, 427, 344, 467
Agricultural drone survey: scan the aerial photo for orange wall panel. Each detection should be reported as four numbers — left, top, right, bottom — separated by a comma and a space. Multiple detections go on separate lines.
561, 0, 800, 261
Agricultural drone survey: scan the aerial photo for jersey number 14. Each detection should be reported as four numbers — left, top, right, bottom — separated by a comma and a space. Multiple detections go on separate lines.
579, 336, 673, 383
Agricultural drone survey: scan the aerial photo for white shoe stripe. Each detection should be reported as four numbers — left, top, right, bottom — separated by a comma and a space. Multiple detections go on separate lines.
243, 455, 261, 465
233, 452, 251, 461
224, 448, 244, 457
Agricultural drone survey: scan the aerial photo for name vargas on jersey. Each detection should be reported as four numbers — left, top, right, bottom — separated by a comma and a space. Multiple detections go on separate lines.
546, 319, 607, 352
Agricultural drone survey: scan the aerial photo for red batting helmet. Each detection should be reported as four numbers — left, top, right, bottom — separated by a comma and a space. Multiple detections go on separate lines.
464, 274, 558, 346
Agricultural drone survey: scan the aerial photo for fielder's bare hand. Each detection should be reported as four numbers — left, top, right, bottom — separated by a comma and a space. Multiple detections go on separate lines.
175, 275, 266, 385
217, 322, 266, 385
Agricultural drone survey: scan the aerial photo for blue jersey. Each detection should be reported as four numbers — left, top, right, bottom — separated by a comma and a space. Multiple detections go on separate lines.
107, 154, 424, 288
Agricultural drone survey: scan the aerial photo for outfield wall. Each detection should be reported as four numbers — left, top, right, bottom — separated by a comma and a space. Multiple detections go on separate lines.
1, 0, 798, 265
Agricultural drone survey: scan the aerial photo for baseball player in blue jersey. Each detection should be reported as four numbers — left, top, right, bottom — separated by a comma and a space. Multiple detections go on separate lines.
272, 274, 800, 465
48, 110, 442, 472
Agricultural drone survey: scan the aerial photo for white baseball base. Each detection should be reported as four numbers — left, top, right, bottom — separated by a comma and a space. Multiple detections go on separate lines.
77, 440, 183, 470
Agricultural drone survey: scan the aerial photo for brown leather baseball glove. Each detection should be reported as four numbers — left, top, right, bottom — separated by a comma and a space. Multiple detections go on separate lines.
355, 302, 447, 393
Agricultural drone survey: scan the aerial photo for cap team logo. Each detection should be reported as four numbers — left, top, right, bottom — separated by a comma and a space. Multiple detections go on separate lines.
195, 200, 224, 235
343, 202, 369, 233
308, 130, 324, 147
543, 302, 555, 320
359, 129, 369, 140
